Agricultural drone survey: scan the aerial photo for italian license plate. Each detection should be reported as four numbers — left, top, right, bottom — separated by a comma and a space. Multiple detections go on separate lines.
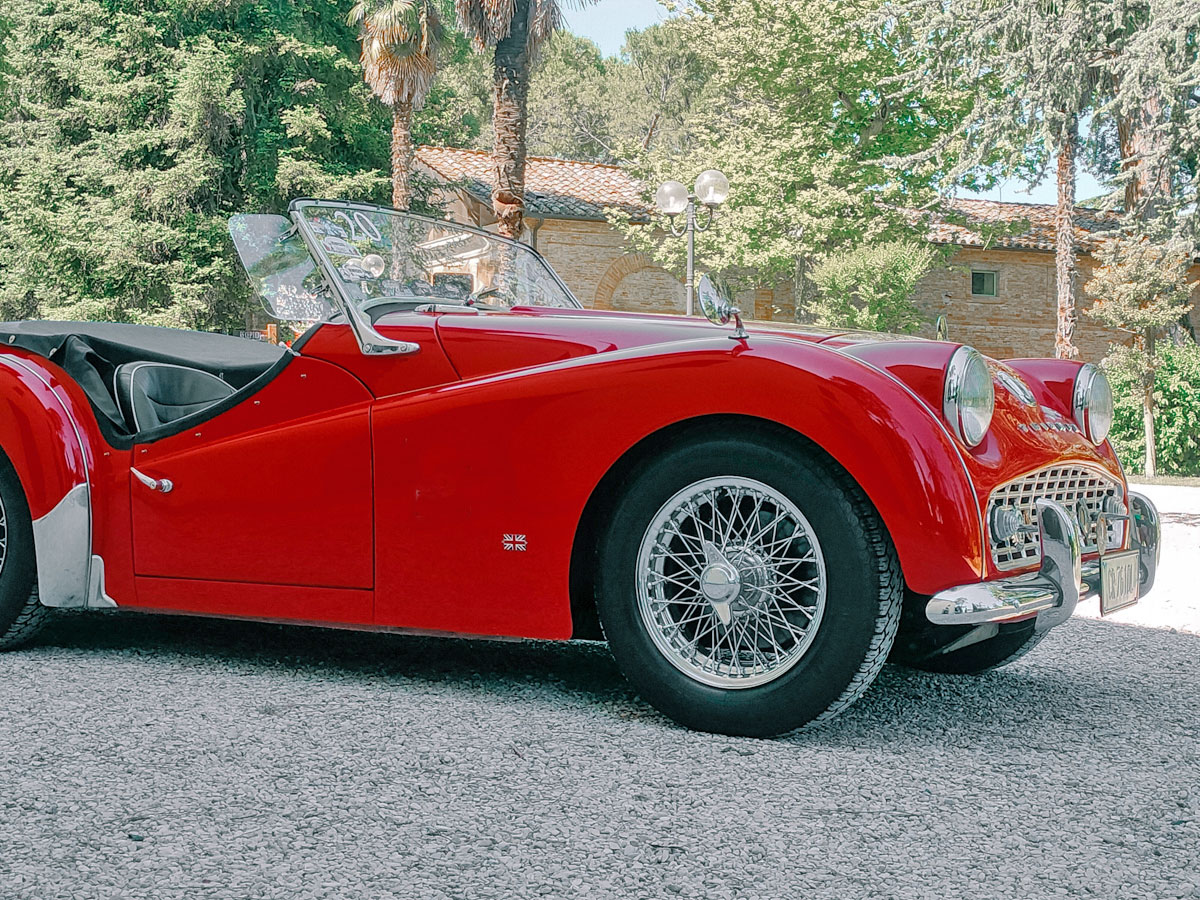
1099, 549, 1140, 615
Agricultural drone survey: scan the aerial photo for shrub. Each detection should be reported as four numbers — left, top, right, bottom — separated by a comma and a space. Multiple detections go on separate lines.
1104, 338, 1200, 476
808, 239, 939, 334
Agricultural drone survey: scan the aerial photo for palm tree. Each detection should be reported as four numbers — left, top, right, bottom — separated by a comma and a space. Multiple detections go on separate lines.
349, 0, 446, 210
454, 0, 563, 238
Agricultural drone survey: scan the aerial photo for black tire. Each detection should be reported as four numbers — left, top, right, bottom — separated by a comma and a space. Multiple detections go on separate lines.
892, 614, 1046, 675
0, 456, 51, 651
595, 434, 902, 738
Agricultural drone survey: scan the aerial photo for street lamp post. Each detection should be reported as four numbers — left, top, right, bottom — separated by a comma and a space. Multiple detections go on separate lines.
655, 170, 730, 316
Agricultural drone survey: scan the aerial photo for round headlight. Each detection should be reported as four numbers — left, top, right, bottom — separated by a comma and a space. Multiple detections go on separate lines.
1072, 363, 1114, 444
943, 346, 994, 447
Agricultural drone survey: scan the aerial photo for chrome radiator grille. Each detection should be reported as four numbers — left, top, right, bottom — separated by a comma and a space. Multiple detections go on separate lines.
988, 465, 1124, 570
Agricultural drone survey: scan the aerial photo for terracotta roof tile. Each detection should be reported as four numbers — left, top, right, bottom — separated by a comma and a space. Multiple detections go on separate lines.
926, 198, 1121, 253
415, 146, 651, 222
417, 147, 1119, 252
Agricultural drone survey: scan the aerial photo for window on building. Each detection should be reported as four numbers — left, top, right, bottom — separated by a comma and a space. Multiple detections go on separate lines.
971, 270, 998, 297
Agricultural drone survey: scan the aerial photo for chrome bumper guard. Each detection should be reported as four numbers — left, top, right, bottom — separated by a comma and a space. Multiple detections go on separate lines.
925, 491, 1161, 632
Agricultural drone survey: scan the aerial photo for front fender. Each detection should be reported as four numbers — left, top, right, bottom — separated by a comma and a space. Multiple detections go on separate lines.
0, 353, 115, 608
371, 334, 983, 638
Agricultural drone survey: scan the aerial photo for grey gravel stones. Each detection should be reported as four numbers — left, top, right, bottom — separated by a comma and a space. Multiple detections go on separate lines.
2, 611, 1198, 900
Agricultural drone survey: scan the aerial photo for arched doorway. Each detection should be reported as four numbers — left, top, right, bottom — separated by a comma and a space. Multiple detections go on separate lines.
593, 253, 685, 314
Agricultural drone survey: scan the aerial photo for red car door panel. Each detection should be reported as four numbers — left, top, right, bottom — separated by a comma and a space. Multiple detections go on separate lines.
129, 355, 375, 596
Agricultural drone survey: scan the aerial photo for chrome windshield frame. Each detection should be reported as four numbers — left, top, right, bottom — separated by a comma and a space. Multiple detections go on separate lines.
287, 199, 582, 356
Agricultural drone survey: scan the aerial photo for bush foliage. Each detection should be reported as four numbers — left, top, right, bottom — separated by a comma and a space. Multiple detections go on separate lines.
808, 240, 940, 333
1104, 339, 1200, 477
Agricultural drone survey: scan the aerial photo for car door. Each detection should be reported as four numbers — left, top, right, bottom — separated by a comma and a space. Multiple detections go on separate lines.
128, 352, 376, 619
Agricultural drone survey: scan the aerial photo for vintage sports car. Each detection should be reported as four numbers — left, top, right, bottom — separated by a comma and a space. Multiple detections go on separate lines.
0, 200, 1161, 736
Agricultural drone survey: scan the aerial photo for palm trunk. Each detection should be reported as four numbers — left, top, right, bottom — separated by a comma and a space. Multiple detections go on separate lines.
491, 0, 532, 239
391, 98, 414, 211
1053, 117, 1080, 360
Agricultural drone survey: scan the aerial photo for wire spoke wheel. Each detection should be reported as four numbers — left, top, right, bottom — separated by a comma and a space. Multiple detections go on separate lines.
0, 489, 7, 579
636, 476, 827, 689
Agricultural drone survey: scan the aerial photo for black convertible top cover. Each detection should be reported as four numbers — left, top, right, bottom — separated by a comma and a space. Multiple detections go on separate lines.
0, 320, 288, 445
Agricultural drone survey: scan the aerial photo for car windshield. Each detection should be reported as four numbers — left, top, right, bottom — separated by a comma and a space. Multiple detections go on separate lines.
229, 203, 580, 324
294, 201, 580, 316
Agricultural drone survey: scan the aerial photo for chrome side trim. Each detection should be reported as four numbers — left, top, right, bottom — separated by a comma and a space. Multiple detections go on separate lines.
31, 484, 93, 608
925, 499, 1082, 629
1128, 491, 1160, 596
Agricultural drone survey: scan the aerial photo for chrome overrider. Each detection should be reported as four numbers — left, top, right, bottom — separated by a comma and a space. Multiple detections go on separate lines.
925, 491, 1161, 631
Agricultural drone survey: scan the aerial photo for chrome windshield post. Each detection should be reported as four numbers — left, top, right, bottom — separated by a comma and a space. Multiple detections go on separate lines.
343, 300, 420, 356
288, 204, 420, 358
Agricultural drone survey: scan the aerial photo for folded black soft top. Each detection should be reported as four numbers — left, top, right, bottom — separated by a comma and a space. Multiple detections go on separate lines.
0, 320, 289, 446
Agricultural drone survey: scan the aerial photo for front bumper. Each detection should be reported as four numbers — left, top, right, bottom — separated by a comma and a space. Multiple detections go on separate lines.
925, 491, 1161, 632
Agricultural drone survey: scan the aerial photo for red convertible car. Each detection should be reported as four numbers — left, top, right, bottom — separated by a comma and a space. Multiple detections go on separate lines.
0, 200, 1161, 736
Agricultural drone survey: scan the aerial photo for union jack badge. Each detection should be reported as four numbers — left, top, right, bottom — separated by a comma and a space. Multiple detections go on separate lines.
503, 534, 527, 552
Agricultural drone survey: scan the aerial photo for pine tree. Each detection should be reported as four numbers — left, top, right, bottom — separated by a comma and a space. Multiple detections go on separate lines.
890, 0, 1112, 359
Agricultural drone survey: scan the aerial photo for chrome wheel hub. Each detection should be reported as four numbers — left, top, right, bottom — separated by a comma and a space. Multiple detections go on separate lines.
637, 476, 827, 689
699, 560, 740, 603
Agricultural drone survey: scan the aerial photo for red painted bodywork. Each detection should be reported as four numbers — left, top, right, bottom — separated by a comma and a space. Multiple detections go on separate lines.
0, 307, 1125, 638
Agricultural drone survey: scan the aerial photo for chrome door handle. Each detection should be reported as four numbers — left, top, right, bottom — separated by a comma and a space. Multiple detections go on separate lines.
131, 467, 174, 494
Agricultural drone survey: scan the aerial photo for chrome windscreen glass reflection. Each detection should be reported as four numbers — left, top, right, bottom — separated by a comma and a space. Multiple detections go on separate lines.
291, 201, 580, 318
636, 477, 827, 689
228, 214, 331, 323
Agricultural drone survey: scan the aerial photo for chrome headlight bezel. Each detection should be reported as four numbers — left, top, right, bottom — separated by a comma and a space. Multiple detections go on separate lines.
942, 345, 995, 448
1072, 363, 1114, 444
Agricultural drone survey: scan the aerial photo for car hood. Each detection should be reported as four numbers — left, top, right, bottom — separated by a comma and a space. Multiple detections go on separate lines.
430, 305, 923, 380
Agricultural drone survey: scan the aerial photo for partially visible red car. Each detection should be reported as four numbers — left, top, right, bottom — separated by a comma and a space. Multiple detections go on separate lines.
0, 200, 1160, 736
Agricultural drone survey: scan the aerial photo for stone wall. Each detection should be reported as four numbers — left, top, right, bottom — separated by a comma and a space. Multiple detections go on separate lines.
908, 247, 1200, 362
534, 219, 689, 312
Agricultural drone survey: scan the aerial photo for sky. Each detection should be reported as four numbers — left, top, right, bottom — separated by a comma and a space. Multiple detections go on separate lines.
563, 0, 666, 56
564, 1, 1108, 207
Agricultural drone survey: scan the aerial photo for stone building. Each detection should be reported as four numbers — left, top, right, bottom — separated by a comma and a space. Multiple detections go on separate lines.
415, 146, 1200, 361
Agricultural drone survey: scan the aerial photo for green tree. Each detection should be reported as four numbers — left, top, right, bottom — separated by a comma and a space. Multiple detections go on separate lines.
0, 0, 438, 330
607, 22, 715, 157
524, 22, 716, 164
526, 32, 614, 161
1085, 235, 1195, 475
348, 0, 447, 210
1105, 339, 1200, 476
891, 0, 1116, 361
1089, 2, 1199, 242
614, 0, 966, 301
809, 240, 940, 333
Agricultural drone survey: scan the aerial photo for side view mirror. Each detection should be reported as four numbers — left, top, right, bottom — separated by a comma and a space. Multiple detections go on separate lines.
697, 275, 748, 340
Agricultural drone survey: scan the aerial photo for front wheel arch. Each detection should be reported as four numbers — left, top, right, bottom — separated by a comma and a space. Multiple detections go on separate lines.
568, 414, 884, 640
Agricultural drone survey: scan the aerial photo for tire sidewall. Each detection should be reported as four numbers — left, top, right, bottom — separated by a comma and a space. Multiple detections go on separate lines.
597, 437, 891, 737
0, 457, 38, 635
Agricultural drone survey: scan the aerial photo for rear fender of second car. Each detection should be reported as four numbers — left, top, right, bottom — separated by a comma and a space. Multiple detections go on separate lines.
0, 351, 132, 609
368, 334, 984, 639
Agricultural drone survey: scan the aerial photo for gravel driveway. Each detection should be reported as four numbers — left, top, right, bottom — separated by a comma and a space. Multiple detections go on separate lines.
4, 485, 1199, 900
3, 609, 1198, 900
1073, 483, 1200, 634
